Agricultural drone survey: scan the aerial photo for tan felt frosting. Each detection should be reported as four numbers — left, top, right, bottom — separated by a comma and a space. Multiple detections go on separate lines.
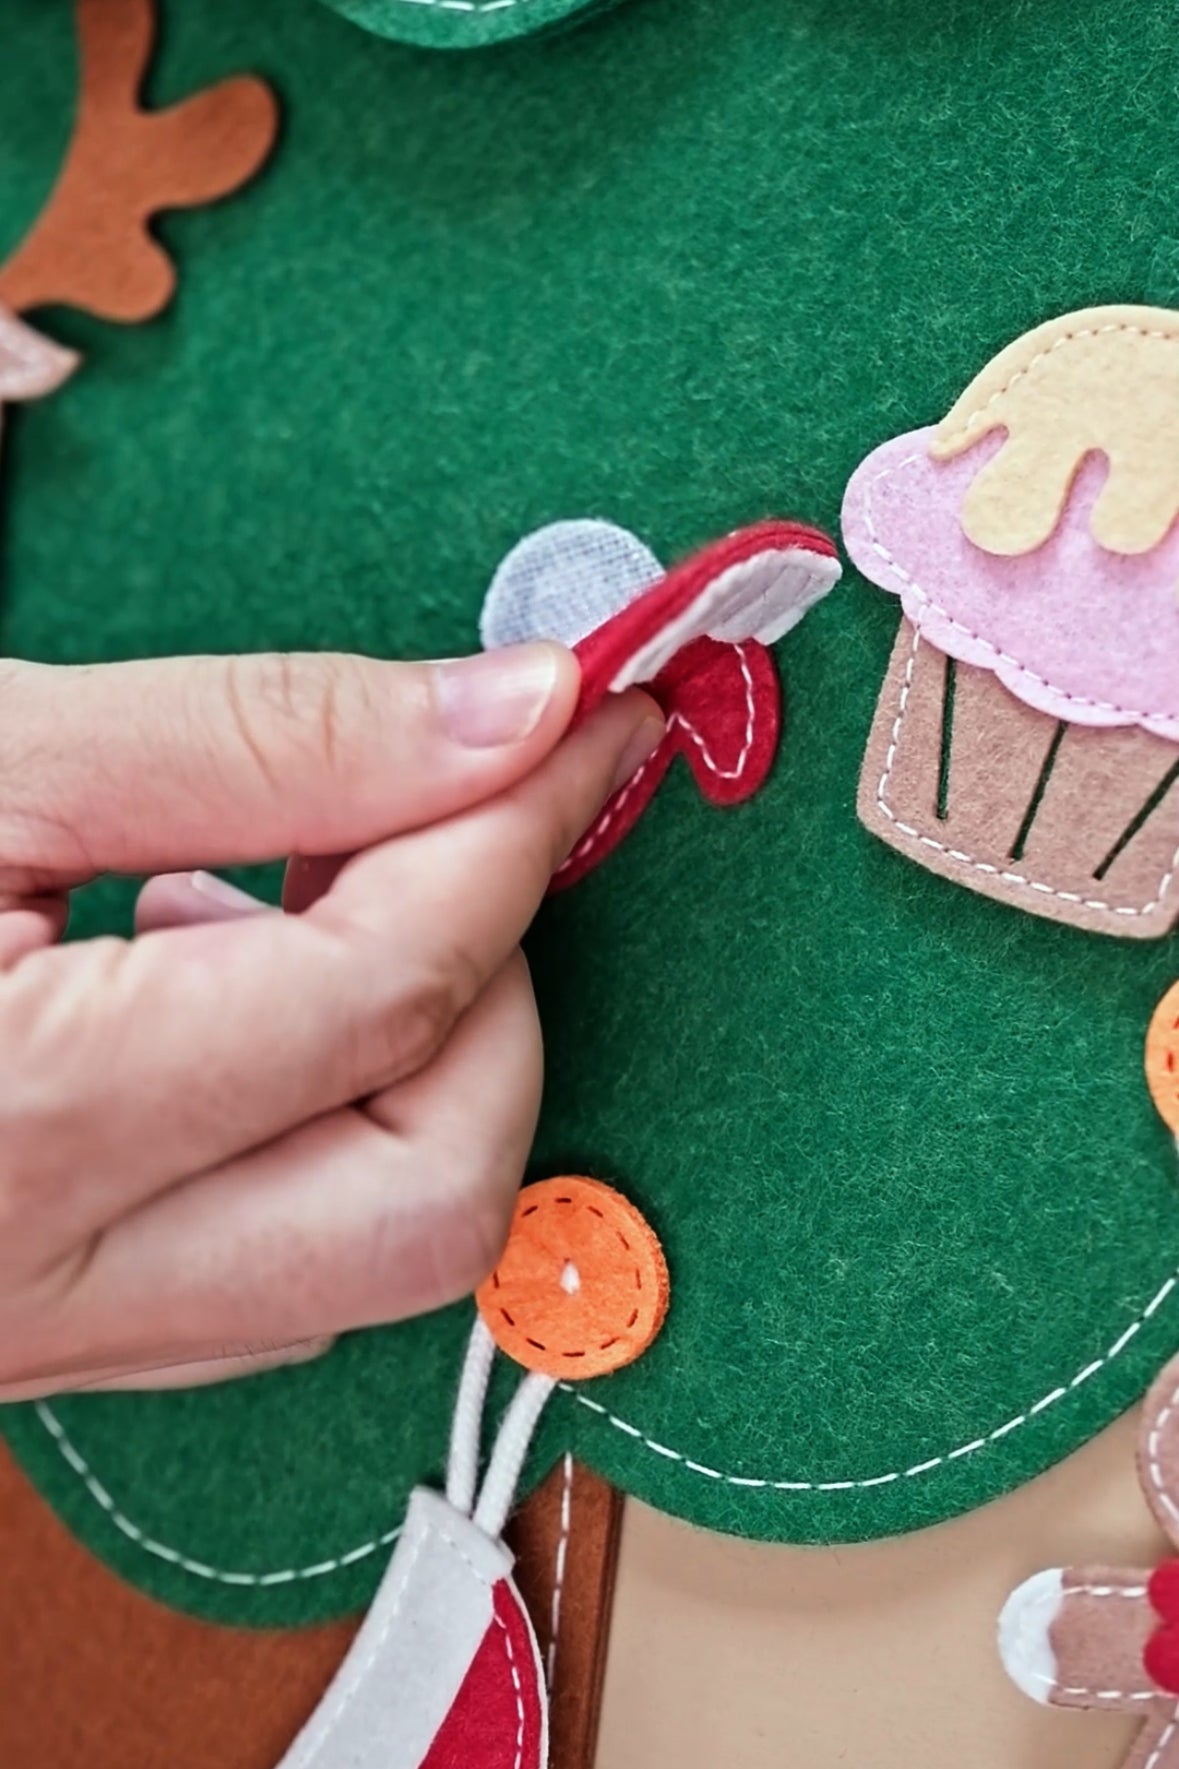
931, 306, 1179, 559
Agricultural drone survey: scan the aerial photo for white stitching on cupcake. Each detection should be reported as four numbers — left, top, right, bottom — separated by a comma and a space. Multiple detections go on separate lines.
864, 452, 1179, 728
941, 321, 1179, 447
874, 624, 1179, 919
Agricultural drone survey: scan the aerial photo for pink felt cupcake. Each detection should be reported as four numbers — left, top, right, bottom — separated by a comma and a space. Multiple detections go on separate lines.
842, 305, 1179, 937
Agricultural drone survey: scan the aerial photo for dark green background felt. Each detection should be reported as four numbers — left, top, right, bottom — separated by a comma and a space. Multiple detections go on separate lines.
317, 0, 627, 52
1, 0, 1178, 1626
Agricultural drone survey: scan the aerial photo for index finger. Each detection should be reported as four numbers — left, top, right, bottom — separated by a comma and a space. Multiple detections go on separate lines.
0, 691, 663, 1252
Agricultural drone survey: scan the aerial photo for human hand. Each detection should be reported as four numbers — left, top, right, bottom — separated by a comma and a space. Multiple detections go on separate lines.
0, 647, 663, 1399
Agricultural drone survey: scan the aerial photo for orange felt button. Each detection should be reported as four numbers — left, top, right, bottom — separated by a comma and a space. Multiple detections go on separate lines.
1147, 981, 1179, 1134
476, 1176, 669, 1380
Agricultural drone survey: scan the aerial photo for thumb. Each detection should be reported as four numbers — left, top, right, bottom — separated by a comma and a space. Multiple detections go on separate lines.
0, 646, 579, 889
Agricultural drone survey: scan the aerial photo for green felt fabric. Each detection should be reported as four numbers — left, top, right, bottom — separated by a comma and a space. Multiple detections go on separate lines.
318, 0, 627, 51
0, 0, 1177, 1627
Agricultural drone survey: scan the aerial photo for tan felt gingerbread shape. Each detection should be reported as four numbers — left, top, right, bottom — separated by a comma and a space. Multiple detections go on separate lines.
1000, 980, 1179, 1767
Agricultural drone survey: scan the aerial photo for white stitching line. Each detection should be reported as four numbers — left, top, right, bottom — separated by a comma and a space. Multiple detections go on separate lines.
385, 0, 536, 12
1017, 1583, 1154, 1702
874, 624, 1179, 920
1062, 1691, 1159, 1705
1068, 1584, 1150, 1599
435, 1526, 527, 1769
560, 1267, 1179, 1494
546, 1451, 574, 1688
555, 641, 759, 877
863, 450, 1179, 730
675, 643, 758, 781
942, 322, 1179, 446
33, 1266, 1179, 1578
1145, 1706, 1179, 1769
554, 745, 662, 876
1146, 1374, 1179, 1534
33, 1400, 401, 1585
497, 1594, 528, 1769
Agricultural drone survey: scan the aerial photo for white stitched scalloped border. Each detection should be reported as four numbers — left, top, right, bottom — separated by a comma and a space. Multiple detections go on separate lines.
374, 0, 538, 13
561, 1263, 1179, 1492
32, 1400, 400, 1586
875, 625, 1179, 920
29, 1259, 1179, 1584
862, 450, 1179, 731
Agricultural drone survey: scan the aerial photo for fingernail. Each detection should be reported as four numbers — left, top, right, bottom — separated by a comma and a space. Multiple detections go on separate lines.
434, 645, 562, 748
611, 715, 666, 792
190, 871, 267, 912
273, 1336, 335, 1367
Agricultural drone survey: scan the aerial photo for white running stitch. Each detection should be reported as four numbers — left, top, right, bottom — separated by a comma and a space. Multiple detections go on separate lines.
554, 746, 662, 876
940, 321, 1179, 447
386, 0, 535, 12
435, 1525, 527, 1769
546, 1452, 574, 1687
1145, 1707, 1179, 1769
33, 1265, 1179, 1580
873, 624, 1179, 920
559, 1266, 1179, 1494
1060, 1690, 1158, 1705
33, 1400, 400, 1585
497, 1596, 528, 1769
863, 451, 1179, 729
1017, 1582, 1154, 1702
675, 644, 758, 781
1068, 1584, 1150, 1599
1145, 1371, 1179, 1534
555, 641, 759, 876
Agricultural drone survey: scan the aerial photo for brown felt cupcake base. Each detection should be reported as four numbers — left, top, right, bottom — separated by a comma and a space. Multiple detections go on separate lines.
0, 1439, 619, 1769
0, 1442, 356, 1769
859, 621, 1179, 939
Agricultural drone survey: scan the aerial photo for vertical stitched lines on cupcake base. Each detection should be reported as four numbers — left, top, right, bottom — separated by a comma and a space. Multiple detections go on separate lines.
935, 657, 956, 822
875, 626, 1179, 920
1095, 757, 1179, 882
1008, 721, 1068, 863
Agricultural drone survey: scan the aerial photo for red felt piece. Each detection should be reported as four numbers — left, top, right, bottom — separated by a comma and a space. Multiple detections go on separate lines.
421, 1578, 546, 1769
571, 519, 835, 719
553, 636, 781, 890
549, 517, 835, 889
1144, 1562, 1179, 1692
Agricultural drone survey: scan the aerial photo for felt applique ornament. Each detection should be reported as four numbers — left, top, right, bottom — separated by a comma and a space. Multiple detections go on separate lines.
272, 1177, 668, 1769
842, 306, 1179, 938
481, 518, 840, 887
997, 980, 1179, 1767
0, 0, 276, 495
4, 8, 1179, 1768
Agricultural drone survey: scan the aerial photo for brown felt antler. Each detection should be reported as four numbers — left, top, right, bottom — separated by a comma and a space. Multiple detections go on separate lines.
0, 0, 277, 323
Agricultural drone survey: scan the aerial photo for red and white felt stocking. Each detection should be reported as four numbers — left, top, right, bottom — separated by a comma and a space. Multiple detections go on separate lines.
480, 516, 841, 888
